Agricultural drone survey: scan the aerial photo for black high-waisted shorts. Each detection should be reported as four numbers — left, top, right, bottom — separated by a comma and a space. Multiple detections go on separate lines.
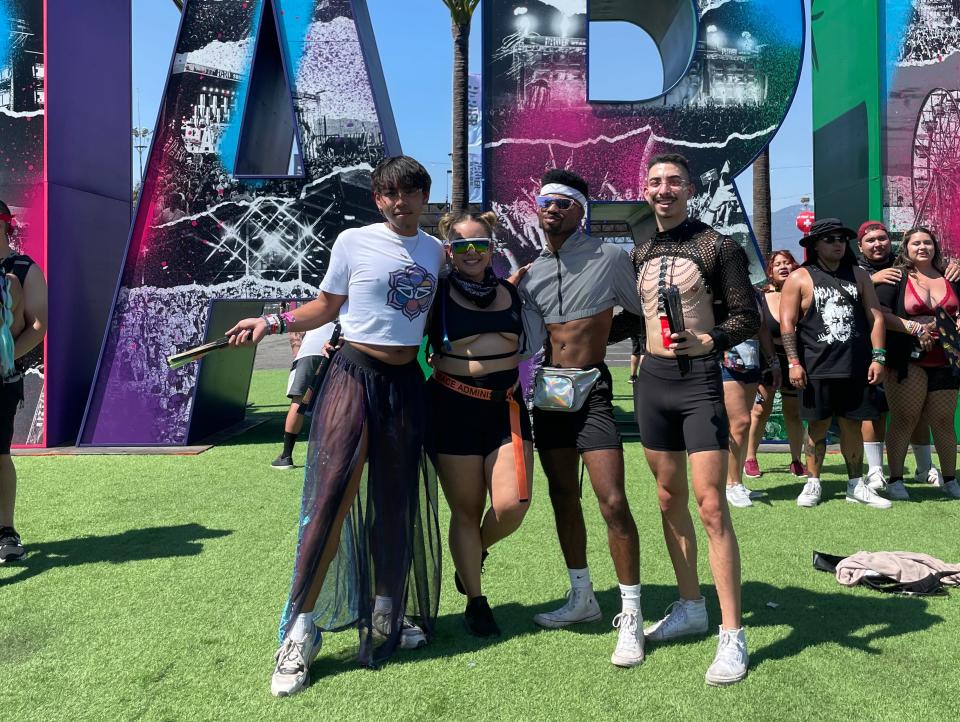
425, 368, 532, 459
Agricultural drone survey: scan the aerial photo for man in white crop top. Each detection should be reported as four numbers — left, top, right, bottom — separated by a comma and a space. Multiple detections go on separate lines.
227, 156, 443, 696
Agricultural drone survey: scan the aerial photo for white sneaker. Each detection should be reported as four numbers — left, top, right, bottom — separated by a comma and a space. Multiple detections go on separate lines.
533, 585, 602, 628
886, 480, 910, 500
705, 627, 749, 686
941, 479, 960, 499
644, 597, 708, 642
610, 609, 645, 667
928, 467, 944, 487
725, 483, 753, 508
271, 627, 322, 697
865, 468, 887, 492
371, 611, 428, 649
796, 479, 822, 507
846, 479, 892, 509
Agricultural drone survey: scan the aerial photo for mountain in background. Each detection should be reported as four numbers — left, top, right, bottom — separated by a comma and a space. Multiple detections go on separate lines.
768, 203, 809, 260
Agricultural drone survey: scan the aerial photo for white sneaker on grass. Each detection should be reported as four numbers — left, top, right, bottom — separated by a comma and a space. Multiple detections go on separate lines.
644, 597, 708, 642
941, 479, 960, 499
371, 612, 428, 649
533, 585, 602, 628
865, 468, 886, 492
796, 479, 822, 507
914, 466, 943, 487
725, 483, 753, 508
610, 610, 644, 667
705, 627, 749, 686
885, 480, 910, 500
271, 627, 323, 697
846, 479, 891, 509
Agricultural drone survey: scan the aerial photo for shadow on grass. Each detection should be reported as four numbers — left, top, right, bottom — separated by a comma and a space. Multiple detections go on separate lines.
303, 579, 945, 680
760, 465, 959, 503
0, 523, 232, 588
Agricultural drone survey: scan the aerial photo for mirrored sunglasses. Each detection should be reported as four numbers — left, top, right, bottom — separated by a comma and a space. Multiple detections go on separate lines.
450, 238, 492, 254
536, 196, 578, 211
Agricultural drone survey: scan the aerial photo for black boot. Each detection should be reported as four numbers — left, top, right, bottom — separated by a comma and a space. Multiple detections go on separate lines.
454, 550, 489, 595
464, 596, 501, 637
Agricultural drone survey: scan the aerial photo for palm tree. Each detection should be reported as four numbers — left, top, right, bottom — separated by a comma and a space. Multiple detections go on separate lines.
752, 146, 772, 260
442, 0, 480, 214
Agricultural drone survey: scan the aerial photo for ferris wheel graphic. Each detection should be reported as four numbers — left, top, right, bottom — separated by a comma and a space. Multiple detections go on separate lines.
912, 88, 960, 241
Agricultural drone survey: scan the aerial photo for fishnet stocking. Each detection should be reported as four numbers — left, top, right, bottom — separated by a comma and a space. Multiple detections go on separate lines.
886, 364, 959, 477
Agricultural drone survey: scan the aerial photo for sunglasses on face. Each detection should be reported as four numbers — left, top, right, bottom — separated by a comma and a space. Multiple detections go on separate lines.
822, 234, 848, 244
450, 238, 492, 254
536, 196, 579, 211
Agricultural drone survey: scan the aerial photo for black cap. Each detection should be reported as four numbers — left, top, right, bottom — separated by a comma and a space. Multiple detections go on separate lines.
800, 218, 856, 248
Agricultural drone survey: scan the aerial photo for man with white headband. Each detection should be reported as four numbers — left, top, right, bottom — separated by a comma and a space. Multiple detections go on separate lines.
518, 168, 648, 668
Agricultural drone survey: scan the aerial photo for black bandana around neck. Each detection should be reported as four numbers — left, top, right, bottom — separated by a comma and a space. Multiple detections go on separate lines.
448, 267, 500, 308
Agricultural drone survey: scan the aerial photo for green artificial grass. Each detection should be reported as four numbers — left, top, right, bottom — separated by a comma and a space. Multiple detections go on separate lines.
2, 367, 959, 721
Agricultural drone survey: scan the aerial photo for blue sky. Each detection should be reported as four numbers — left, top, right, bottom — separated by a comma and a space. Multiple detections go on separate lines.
133, 0, 813, 214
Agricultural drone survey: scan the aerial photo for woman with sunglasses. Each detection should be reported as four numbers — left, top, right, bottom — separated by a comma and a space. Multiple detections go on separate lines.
743, 250, 806, 484
426, 211, 534, 637
875, 227, 960, 500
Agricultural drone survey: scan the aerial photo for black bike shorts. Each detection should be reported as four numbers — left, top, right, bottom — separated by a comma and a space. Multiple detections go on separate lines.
634, 354, 728, 454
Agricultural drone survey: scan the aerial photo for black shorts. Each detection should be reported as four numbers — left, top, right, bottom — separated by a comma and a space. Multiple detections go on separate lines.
286, 355, 324, 398
634, 354, 729, 454
0, 378, 24, 455
425, 369, 532, 459
631, 335, 643, 356
532, 364, 621, 452
799, 377, 881, 421
918, 364, 960, 392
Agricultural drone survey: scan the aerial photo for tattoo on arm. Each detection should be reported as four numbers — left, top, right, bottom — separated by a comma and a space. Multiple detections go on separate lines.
782, 331, 799, 361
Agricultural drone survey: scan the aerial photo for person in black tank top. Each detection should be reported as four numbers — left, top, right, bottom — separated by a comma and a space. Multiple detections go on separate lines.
0, 199, 48, 565
780, 218, 889, 509
425, 211, 533, 639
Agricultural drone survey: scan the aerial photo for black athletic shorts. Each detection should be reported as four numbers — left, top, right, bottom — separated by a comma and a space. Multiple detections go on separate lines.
919, 364, 960, 392
425, 369, 532, 459
799, 376, 881, 422
532, 363, 621, 452
0, 378, 24, 455
634, 354, 729, 454
631, 335, 643, 356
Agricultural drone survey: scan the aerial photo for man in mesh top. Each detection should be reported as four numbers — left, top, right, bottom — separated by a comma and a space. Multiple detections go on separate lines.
630, 153, 759, 685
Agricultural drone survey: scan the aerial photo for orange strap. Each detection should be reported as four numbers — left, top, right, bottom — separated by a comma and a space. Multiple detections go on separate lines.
433, 371, 529, 502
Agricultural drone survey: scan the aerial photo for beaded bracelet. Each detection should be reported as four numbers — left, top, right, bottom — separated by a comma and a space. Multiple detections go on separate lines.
261, 313, 283, 335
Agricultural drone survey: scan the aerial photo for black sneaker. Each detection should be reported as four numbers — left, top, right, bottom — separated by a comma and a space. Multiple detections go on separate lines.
0, 527, 25, 563
454, 550, 489, 595
464, 596, 501, 637
271, 455, 294, 470
628, 375, 638, 384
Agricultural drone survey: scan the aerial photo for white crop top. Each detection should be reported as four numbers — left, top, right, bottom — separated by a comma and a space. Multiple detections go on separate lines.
319, 223, 443, 346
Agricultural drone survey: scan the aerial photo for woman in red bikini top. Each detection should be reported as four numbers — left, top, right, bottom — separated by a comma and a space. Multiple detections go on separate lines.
876, 227, 960, 500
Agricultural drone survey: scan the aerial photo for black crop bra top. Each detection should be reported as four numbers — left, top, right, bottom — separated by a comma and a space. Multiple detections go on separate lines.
429, 278, 524, 360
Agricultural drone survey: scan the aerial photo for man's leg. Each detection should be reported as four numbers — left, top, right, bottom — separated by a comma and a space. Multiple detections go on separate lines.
581, 448, 639, 584
533, 446, 602, 628
745, 383, 775, 475
689, 449, 741, 628
629, 353, 640, 381
781, 395, 806, 469
862, 413, 886, 488
646, 448, 700, 600
839, 413, 890, 508
798, 418, 831, 507
273, 398, 306, 469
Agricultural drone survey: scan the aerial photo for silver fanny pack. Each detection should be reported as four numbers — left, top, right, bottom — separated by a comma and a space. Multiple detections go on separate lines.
533, 366, 602, 412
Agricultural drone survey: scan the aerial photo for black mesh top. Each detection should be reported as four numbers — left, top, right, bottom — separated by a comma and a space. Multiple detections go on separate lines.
610, 218, 759, 352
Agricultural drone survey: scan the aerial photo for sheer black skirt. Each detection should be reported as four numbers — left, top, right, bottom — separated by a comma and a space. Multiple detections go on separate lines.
278, 344, 441, 667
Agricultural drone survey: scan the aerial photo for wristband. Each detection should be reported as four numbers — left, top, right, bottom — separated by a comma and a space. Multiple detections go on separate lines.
788, 361, 802, 369
871, 347, 886, 357
281, 311, 296, 331
261, 313, 282, 335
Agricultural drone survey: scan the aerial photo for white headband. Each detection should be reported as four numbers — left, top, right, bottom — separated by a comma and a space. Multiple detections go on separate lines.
539, 183, 588, 209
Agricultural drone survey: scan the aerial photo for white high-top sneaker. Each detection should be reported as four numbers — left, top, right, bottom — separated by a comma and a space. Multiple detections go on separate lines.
725, 483, 753, 508
533, 585, 602, 628
846, 478, 892, 508
610, 609, 644, 667
271, 626, 323, 697
865, 468, 887, 492
644, 597, 708, 642
705, 627, 749, 686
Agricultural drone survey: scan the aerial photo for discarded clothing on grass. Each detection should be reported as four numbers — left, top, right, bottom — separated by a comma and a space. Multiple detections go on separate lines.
813, 550, 960, 595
